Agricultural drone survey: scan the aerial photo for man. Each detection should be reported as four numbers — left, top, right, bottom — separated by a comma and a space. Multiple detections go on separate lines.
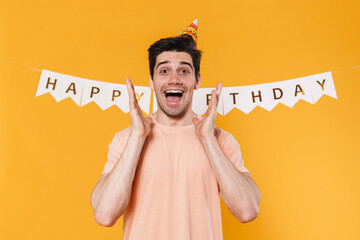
90, 22, 260, 240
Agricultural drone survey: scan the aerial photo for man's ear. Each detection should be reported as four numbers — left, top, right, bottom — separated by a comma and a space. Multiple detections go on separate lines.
149, 75, 154, 90
194, 73, 201, 90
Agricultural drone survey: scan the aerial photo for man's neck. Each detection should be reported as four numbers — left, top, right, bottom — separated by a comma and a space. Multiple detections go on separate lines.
152, 110, 198, 127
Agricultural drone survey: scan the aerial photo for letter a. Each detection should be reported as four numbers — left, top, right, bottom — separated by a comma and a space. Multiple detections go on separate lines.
66, 82, 77, 94
294, 84, 305, 97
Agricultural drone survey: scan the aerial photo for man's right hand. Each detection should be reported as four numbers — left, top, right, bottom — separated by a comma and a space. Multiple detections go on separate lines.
91, 77, 151, 226
126, 78, 152, 139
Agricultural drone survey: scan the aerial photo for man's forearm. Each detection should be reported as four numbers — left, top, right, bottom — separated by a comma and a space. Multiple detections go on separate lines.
90, 134, 146, 226
199, 135, 260, 223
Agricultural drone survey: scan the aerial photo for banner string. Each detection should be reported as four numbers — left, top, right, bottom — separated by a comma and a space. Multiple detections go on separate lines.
332, 65, 360, 73
1, 57, 359, 76
0, 58, 41, 72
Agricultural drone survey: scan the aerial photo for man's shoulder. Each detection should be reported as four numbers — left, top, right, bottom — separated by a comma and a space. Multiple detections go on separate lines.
113, 126, 131, 142
215, 126, 239, 146
215, 126, 233, 139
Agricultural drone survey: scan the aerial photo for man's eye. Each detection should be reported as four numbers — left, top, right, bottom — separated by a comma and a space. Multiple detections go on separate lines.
160, 69, 168, 74
181, 69, 190, 74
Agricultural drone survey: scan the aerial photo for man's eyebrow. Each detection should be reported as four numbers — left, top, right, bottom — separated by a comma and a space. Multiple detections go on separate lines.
155, 61, 169, 70
155, 61, 194, 70
180, 61, 194, 70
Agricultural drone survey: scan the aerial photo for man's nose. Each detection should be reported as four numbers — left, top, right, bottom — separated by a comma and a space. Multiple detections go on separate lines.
168, 71, 182, 84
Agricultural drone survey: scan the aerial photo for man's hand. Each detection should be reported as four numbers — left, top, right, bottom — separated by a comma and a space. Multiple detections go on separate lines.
193, 82, 222, 138
192, 82, 260, 223
126, 78, 152, 138
90, 78, 152, 227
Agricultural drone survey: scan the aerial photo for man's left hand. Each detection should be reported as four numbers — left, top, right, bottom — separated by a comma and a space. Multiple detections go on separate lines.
193, 82, 222, 138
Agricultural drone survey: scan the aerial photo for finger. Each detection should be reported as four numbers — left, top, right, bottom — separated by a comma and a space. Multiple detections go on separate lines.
126, 77, 133, 98
215, 82, 222, 106
207, 89, 219, 120
136, 100, 143, 113
126, 77, 132, 92
131, 83, 135, 93
126, 78, 136, 110
216, 82, 222, 94
210, 89, 217, 109
204, 90, 216, 117
131, 84, 139, 104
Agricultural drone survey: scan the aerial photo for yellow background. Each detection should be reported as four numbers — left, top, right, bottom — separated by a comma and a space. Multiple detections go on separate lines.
1, 0, 359, 239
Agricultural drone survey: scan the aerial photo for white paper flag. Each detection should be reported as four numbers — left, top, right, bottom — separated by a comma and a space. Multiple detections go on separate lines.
81, 79, 109, 110
265, 79, 295, 109
284, 75, 314, 107
35, 70, 85, 106
308, 72, 337, 103
192, 88, 224, 115
153, 92, 158, 113
222, 87, 243, 114
223, 86, 256, 114
102, 83, 129, 113
133, 86, 151, 114
222, 84, 277, 114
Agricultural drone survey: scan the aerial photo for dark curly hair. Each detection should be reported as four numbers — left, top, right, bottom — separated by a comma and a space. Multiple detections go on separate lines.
147, 35, 202, 79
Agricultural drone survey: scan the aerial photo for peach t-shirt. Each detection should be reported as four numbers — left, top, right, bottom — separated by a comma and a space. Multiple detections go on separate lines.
102, 116, 250, 240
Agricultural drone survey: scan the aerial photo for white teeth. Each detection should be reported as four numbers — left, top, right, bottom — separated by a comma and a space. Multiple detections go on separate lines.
165, 90, 183, 94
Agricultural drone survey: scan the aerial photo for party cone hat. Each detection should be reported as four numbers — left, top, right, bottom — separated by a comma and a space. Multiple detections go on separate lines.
177, 19, 198, 48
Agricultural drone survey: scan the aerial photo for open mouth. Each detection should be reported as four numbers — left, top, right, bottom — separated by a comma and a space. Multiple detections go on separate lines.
164, 90, 184, 104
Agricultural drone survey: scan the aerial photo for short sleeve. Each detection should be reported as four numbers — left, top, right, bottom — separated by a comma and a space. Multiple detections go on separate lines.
217, 129, 250, 173
101, 127, 131, 175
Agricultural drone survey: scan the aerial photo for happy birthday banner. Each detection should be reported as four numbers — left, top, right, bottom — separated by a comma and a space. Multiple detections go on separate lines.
35, 69, 337, 115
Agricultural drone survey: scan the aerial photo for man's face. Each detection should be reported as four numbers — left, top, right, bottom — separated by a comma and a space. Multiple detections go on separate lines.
150, 51, 200, 118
